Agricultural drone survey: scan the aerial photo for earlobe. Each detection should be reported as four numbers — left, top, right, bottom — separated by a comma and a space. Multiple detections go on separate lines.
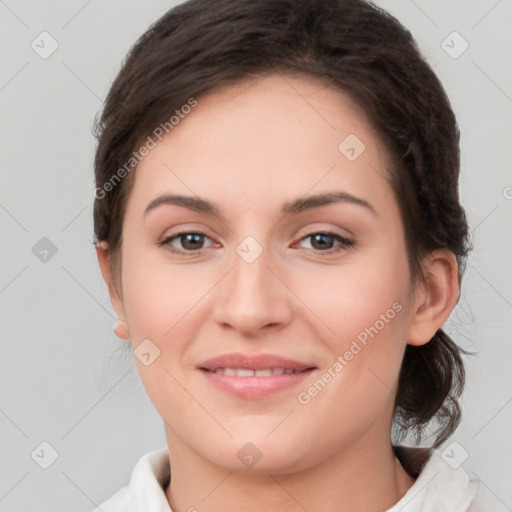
114, 321, 131, 340
407, 249, 459, 347
95, 241, 130, 340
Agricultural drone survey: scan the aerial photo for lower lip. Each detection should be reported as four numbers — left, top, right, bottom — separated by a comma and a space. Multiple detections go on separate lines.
199, 369, 316, 399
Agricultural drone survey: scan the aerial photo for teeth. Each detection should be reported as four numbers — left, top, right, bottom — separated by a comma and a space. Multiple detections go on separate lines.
237, 369, 255, 377
254, 369, 272, 377
211, 368, 301, 377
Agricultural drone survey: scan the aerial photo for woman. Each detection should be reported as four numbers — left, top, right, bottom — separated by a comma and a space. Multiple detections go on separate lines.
92, 0, 485, 510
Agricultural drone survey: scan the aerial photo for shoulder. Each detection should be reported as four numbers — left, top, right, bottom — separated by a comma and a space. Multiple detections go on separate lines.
91, 447, 171, 512
466, 487, 507, 512
389, 445, 493, 512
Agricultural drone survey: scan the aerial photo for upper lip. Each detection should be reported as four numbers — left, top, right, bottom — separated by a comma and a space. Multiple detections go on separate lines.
198, 353, 316, 372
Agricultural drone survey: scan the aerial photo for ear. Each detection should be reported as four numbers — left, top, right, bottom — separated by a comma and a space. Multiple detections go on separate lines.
96, 241, 130, 340
407, 249, 459, 346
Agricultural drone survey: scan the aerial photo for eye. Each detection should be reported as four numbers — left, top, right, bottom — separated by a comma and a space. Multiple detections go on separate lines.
159, 230, 354, 255
160, 231, 214, 253
296, 231, 354, 254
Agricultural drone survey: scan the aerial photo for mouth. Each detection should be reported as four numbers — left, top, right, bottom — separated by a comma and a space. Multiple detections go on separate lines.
197, 353, 317, 399
201, 367, 312, 376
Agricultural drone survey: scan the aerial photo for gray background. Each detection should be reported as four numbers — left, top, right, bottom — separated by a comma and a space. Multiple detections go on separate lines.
1, 0, 511, 510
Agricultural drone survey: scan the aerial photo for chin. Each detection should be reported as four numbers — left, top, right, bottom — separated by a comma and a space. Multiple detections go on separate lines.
198, 432, 313, 474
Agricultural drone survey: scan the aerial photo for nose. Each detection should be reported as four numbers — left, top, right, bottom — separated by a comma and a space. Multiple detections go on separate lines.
212, 241, 293, 336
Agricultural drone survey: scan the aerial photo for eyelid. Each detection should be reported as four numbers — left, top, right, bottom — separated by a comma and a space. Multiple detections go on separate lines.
158, 222, 216, 243
294, 223, 355, 240
293, 230, 354, 252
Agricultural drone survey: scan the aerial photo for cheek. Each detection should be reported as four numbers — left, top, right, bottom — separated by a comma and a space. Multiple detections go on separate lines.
295, 248, 411, 402
118, 246, 204, 412
120, 240, 204, 339
299, 248, 409, 343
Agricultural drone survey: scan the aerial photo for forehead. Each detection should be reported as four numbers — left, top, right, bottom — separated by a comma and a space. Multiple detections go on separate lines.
126, 73, 395, 218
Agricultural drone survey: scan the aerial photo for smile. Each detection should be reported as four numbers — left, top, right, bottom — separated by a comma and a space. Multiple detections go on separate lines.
199, 366, 316, 399
204, 368, 306, 376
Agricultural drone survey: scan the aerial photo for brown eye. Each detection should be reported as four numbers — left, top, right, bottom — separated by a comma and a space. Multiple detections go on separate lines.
298, 232, 354, 253
160, 231, 213, 253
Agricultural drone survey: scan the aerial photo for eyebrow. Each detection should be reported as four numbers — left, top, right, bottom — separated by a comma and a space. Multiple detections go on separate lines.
144, 191, 377, 217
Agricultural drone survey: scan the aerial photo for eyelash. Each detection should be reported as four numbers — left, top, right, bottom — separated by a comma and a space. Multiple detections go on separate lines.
159, 230, 355, 255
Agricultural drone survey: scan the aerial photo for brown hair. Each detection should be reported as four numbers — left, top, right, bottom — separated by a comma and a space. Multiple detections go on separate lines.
93, 0, 472, 448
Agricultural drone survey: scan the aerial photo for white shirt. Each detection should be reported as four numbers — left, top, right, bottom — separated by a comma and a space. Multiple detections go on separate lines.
93, 445, 486, 512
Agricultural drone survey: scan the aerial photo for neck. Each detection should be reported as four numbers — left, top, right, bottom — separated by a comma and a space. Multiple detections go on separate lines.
164, 428, 415, 512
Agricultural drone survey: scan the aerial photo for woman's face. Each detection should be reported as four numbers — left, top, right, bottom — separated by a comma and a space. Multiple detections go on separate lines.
108, 74, 423, 472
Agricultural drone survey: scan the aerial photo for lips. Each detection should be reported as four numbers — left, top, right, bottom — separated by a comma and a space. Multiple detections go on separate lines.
208, 368, 302, 376
198, 352, 317, 399
198, 353, 316, 373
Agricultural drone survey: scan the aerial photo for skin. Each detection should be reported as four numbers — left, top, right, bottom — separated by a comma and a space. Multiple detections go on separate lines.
97, 73, 459, 512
